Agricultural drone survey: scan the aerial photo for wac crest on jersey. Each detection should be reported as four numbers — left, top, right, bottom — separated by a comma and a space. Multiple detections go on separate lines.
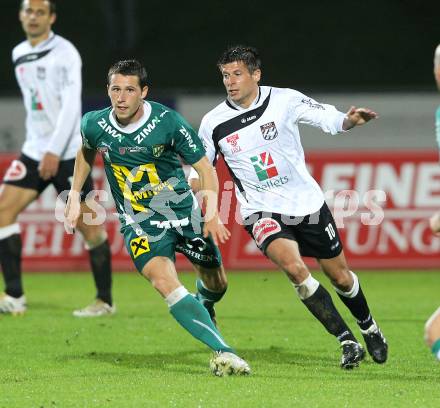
260, 121, 278, 140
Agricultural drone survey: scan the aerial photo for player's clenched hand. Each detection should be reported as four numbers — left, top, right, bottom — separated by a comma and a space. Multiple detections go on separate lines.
343, 106, 378, 130
39, 152, 60, 180
64, 191, 81, 234
203, 215, 231, 246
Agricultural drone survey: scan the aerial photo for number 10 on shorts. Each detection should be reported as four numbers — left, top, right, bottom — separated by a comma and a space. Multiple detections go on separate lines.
325, 223, 336, 240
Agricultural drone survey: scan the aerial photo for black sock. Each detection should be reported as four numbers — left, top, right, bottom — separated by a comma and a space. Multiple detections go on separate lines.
88, 240, 112, 305
337, 285, 374, 331
0, 234, 23, 298
302, 285, 357, 343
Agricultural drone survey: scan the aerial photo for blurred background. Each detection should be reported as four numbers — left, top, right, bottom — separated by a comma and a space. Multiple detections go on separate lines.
1, 0, 440, 149
0, 0, 439, 270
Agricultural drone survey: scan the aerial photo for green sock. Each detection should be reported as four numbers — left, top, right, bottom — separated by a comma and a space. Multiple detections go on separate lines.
170, 293, 233, 353
431, 338, 440, 360
195, 278, 226, 308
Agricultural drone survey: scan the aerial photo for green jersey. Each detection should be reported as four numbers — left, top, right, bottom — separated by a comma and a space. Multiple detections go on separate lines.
81, 101, 205, 227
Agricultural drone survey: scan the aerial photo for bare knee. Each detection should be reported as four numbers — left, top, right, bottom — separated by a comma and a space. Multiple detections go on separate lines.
77, 223, 107, 249
425, 308, 440, 348
141, 258, 181, 298
329, 268, 353, 291
277, 256, 309, 284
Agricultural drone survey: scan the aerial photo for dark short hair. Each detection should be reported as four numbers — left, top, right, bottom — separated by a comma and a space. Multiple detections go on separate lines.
107, 59, 148, 88
20, 0, 56, 14
217, 45, 261, 73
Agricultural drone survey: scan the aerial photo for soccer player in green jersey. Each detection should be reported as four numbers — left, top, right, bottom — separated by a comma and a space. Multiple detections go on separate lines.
64, 59, 250, 376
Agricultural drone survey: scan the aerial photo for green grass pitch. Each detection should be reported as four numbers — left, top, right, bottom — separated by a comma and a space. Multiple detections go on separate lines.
1, 270, 440, 407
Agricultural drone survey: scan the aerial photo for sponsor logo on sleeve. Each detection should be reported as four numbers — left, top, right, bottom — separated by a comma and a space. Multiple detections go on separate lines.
252, 218, 282, 247
301, 98, 324, 110
179, 126, 198, 152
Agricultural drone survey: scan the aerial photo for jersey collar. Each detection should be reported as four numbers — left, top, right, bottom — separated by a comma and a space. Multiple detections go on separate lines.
225, 86, 262, 111
109, 101, 152, 133
30, 31, 56, 50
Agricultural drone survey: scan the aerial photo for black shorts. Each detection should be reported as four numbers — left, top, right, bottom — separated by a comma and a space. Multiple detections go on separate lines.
2, 153, 94, 199
243, 202, 343, 259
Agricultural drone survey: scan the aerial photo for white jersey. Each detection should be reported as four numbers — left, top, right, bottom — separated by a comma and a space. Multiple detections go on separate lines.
190, 86, 346, 219
12, 32, 82, 161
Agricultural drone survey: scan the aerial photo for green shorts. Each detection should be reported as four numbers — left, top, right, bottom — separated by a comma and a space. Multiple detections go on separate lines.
122, 213, 222, 273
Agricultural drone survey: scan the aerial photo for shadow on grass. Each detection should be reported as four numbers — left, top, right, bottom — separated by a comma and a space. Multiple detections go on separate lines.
60, 349, 207, 375
59, 346, 332, 377
59, 346, 440, 381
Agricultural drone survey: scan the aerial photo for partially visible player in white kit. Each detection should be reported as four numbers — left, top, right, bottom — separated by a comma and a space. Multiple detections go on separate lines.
0, 0, 113, 317
189, 45, 388, 369
425, 43, 440, 360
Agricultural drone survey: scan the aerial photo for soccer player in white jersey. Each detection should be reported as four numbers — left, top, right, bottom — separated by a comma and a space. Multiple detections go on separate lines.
189, 45, 388, 369
426, 44, 440, 361
0, 0, 113, 317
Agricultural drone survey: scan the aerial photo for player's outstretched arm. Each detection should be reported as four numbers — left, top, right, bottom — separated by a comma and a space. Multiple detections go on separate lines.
343, 106, 379, 130
64, 146, 96, 232
191, 156, 231, 245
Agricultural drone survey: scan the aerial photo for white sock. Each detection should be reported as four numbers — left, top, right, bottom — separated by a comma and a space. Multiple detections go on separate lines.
293, 274, 320, 300
333, 271, 359, 298
165, 286, 189, 307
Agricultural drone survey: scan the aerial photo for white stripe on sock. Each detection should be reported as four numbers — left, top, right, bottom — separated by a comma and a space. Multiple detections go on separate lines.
0, 223, 21, 240
192, 319, 230, 348
165, 286, 189, 307
333, 271, 359, 298
293, 274, 320, 300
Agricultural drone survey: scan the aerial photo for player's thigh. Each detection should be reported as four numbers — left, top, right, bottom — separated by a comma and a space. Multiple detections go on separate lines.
0, 184, 38, 226
140, 256, 182, 297
243, 212, 308, 281
123, 224, 177, 274
265, 237, 309, 283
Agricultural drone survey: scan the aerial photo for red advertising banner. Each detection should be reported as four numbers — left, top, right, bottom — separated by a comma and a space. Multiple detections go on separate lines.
0, 151, 439, 271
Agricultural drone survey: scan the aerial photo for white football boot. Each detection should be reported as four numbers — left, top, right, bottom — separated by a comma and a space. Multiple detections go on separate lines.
0, 293, 26, 315
210, 351, 251, 376
73, 299, 116, 317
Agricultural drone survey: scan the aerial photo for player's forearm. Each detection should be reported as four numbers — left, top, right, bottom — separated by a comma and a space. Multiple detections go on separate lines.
70, 147, 95, 195
342, 117, 353, 131
198, 167, 220, 221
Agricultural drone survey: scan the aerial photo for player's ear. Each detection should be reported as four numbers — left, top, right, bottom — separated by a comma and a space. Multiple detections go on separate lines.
253, 69, 261, 83
50, 12, 57, 25
141, 86, 149, 99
